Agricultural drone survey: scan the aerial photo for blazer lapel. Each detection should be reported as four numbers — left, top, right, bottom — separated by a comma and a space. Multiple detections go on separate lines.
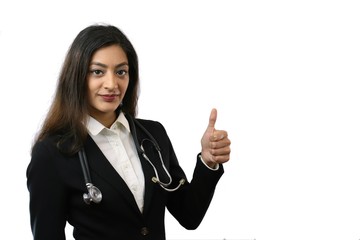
139, 151, 156, 215
83, 136, 140, 213
126, 115, 156, 215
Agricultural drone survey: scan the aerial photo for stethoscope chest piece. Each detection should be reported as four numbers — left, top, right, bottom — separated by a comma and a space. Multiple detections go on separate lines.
78, 114, 186, 205
83, 183, 102, 204
79, 149, 103, 204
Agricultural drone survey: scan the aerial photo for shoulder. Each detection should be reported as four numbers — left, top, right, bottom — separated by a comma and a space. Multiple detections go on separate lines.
31, 135, 61, 156
30, 135, 74, 170
134, 118, 170, 141
135, 118, 165, 131
27, 135, 78, 181
27, 136, 62, 183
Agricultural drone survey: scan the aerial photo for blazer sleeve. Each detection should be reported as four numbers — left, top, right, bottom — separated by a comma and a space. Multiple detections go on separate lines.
26, 140, 67, 240
145, 121, 224, 230
166, 153, 224, 230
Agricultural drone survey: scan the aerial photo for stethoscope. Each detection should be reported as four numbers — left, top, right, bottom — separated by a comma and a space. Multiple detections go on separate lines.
78, 115, 185, 204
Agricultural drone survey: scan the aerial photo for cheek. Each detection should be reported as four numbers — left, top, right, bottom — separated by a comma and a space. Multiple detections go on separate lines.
87, 78, 100, 94
86, 80, 97, 102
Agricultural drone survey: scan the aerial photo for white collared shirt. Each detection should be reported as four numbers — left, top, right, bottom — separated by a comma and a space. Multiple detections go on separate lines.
86, 112, 145, 212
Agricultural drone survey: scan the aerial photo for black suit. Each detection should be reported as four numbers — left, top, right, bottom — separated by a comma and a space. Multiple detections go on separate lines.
27, 118, 224, 240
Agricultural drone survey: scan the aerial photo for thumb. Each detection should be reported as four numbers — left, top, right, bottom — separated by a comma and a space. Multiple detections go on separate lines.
207, 108, 217, 129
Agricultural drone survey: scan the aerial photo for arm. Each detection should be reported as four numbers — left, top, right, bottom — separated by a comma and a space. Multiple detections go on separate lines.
167, 154, 224, 229
167, 109, 230, 229
26, 140, 67, 240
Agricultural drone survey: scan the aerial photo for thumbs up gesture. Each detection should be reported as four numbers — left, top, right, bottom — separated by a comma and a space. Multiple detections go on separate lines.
201, 108, 231, 168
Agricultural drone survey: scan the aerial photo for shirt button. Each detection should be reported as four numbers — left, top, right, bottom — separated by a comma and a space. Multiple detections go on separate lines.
140, 227, 149, 236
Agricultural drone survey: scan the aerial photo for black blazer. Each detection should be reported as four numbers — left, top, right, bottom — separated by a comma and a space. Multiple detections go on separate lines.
27, 118, 224, 240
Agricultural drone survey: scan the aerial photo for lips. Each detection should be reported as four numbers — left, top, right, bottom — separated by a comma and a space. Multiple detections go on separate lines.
99, 94, 119, 102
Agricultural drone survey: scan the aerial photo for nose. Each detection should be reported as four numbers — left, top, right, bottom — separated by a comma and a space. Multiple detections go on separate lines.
103, 73, 118, 90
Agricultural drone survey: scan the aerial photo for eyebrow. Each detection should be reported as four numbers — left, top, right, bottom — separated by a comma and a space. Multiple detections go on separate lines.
89, 62, 129, 68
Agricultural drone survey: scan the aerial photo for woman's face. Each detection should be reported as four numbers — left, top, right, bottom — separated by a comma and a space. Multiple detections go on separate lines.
87, 44, 129, 125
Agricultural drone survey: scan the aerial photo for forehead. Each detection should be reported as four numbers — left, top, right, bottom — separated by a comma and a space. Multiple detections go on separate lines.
91, 44, 128, 64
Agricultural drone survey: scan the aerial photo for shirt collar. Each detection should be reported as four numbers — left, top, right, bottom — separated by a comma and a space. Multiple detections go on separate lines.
86, 112, 131, 136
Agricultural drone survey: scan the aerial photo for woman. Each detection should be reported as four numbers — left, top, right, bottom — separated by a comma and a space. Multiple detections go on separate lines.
26, 24, 231, 240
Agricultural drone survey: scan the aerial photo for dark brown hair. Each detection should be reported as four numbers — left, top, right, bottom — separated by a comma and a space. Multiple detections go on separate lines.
33, 24, 140, 155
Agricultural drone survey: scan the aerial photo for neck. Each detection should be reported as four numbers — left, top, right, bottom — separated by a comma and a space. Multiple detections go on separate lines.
92, 112, 116, 128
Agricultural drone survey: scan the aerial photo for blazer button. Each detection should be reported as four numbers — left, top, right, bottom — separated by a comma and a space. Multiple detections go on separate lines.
140, 227, 149, 236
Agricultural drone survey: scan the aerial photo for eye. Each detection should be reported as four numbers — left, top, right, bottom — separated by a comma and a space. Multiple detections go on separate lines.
117, 69, 128, 76
90, 69, 104, 76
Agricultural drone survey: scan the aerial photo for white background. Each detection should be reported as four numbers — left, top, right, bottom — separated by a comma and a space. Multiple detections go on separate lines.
0, 0, 359, 240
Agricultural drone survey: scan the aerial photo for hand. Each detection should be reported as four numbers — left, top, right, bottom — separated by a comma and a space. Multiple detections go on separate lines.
201, 108, 231, 168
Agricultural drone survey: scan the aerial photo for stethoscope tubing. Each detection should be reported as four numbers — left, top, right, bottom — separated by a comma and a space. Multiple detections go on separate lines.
79, 114, 185, 204
128, 116, 185, 192
79, 149, 91, 184
79, 149, 102, 204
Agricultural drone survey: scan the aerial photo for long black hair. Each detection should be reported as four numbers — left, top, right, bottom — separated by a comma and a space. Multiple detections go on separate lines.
33, 24, 140, 155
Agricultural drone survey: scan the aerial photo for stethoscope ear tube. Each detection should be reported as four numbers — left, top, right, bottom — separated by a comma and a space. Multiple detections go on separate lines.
127, 115, 186, 192
78, 114, 186, 205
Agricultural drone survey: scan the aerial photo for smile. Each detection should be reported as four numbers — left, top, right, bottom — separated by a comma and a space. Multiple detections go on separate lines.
99, 94, 119, 102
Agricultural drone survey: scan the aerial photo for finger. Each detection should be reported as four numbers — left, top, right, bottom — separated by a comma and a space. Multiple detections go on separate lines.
207, 108, 217, 129
210, 139, 231, 153
212, 155, 230, 164
211, 130, 228, 141
210, 138, 231, 149
211, 145, 231, 156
